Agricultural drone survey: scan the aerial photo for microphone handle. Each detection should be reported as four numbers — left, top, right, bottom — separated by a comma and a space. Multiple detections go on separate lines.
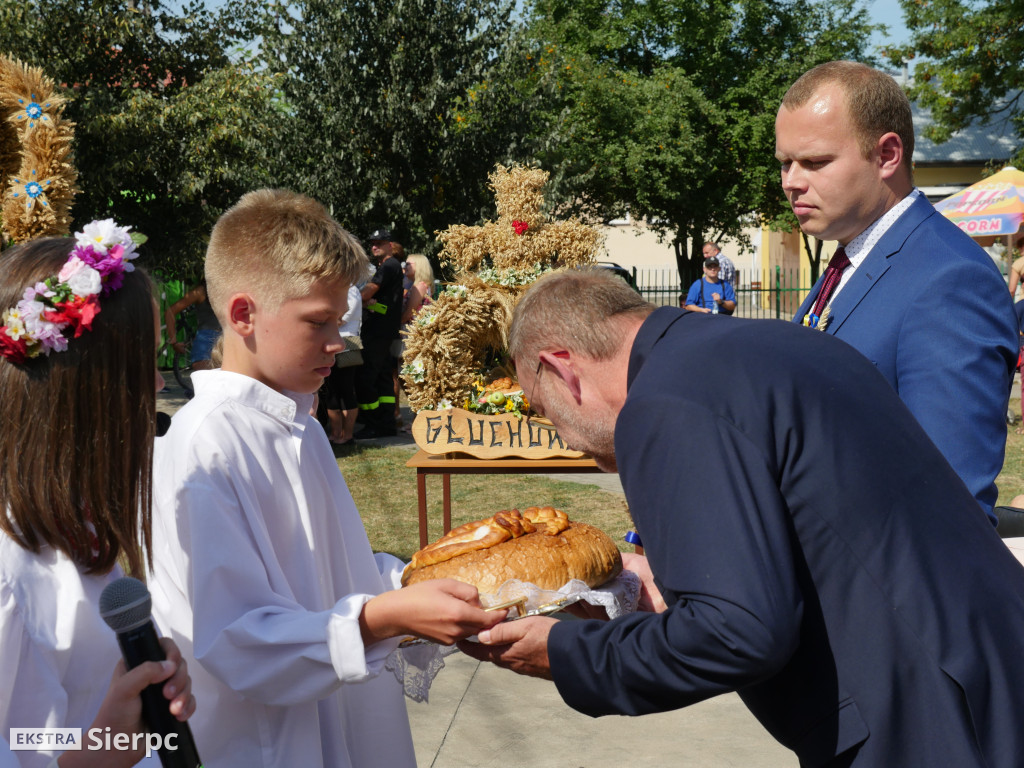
116, 623, 203, 768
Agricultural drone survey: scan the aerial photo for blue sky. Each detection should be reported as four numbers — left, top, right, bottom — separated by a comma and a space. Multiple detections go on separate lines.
869, 0, 911, 49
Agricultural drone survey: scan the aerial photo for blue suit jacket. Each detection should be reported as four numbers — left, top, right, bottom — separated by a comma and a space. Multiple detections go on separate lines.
549, 309, 1024, 768
793, 195, 1017, 519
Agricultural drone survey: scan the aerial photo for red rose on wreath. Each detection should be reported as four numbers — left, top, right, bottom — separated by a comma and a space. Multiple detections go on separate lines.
45, 296, 100, 337
0, 330, 28, 364
512, 220, 529, 235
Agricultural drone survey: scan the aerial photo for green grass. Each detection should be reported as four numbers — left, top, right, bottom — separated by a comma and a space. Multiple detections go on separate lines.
334, 443, 633, 562
998, 395, 1024, 506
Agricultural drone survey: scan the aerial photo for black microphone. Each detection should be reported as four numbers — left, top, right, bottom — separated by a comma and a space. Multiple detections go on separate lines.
156, 411, 172, 437
99, 576, 203, 768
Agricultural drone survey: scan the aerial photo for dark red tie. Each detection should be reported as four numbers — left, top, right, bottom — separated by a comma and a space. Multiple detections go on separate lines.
810, 247, 851, 319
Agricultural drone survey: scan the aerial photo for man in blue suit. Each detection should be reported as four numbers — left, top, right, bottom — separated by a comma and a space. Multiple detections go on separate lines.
461, 268, 1024, 768
779, 61, 1017, 522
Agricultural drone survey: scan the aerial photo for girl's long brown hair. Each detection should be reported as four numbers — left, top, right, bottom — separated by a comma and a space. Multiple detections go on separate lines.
0, 238, 155, 576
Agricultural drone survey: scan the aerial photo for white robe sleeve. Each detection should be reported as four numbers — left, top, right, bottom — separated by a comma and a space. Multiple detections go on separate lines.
375, 552, 407, 590
172, 467, 397, 706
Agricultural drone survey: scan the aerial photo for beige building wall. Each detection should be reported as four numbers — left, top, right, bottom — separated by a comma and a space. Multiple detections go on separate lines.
915, 165, 992, 189
600, 219, 764, 286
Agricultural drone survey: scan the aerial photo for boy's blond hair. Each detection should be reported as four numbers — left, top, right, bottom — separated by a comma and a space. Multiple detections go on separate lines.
205, 189, 369, 322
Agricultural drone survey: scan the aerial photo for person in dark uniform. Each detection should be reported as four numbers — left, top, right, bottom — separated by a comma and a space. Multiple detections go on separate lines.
354, 228, 404, 438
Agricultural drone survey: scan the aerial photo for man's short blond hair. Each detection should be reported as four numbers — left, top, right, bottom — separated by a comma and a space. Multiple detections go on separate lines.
782, 60, 915, 179
205, 189, 369, 321
509, 269, 654, 368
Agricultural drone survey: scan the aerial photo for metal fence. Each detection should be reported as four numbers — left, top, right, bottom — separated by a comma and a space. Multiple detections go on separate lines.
632, 267, 811, 320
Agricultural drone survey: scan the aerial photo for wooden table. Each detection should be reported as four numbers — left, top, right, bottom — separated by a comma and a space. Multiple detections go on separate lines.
406, 449, 602, 547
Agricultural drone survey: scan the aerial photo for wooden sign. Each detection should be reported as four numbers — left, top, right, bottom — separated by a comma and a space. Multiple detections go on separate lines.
411, 408, 584, 459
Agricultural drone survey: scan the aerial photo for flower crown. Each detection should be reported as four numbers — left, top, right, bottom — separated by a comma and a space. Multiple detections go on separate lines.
0, 219, 140, 364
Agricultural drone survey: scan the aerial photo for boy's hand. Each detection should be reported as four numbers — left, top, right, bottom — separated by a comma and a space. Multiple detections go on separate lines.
361, 579, 507, 646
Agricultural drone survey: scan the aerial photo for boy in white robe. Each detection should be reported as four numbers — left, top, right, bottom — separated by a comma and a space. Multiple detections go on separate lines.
148, 190, 504, 768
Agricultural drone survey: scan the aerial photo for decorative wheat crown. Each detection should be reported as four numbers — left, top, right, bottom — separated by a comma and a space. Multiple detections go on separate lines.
400, 163, 603, 412
0, 54, 78, 245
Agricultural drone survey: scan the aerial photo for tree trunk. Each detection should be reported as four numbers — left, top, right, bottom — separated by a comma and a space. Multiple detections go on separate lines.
673, 236, 688, 298
673, 224, 707, 301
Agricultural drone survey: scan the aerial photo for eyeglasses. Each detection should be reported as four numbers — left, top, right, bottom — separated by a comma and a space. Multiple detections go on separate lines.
532, 359, 544, 405
525, 358, 556, 430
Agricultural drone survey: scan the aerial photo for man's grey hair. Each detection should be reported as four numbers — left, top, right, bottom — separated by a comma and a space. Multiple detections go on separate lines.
509, 269, 654, 368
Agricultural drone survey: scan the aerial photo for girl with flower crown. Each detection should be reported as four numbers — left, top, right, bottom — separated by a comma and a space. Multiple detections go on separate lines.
0, 223, 195, 768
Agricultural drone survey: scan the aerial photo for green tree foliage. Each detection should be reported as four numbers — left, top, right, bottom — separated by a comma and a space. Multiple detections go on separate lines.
887, 0, 1024, 168
524, 0, 879, 286
0, 0, 280, 275
253, 0, 540, 255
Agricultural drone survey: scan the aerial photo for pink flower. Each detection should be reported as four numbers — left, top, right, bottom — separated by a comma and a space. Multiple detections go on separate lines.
58, 256, 87, 283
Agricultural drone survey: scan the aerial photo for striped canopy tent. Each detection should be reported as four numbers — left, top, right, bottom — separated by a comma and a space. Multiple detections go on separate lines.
934, 166, 1024, 238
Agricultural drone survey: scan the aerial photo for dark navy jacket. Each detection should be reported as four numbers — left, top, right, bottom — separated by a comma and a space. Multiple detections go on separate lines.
549, 308, 1024, 767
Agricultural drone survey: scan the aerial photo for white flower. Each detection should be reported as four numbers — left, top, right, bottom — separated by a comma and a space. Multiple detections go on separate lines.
436, 398, 453, 410
65, 265, 102, 296
76, 218, 135, 257
3, 311, 26, 340
401, 356, 427, 383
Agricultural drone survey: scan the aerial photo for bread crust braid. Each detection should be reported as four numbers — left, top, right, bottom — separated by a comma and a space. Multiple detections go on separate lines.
408, 508, 538, 569
521, 505, 570, 536
401, 506, 622, 594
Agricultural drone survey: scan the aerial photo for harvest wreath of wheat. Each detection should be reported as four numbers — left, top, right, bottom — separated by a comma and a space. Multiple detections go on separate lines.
0, 54, 77, 246
400, 164, 603, 413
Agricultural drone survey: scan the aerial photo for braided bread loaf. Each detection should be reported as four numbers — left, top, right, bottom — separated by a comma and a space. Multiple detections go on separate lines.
401, 506, 622, 595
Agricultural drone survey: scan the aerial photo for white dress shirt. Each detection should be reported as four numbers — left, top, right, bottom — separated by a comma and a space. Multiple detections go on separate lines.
149, 370, 413, 768
832, 188, 923, 301
339, 284, 362, 338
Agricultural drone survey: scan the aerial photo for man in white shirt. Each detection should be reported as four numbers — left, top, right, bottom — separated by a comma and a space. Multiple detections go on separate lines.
701, 242, 735, 285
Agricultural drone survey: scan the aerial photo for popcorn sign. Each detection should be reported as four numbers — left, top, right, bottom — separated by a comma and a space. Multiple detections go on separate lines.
955, 216, 1014, 235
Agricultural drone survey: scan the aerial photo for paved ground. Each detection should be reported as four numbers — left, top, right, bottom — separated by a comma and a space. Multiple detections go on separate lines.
156, 381, 795, 767
405, 649, 796, 768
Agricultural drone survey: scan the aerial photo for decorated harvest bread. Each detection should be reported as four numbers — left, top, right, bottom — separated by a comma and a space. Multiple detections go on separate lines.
401, 506, 622, 595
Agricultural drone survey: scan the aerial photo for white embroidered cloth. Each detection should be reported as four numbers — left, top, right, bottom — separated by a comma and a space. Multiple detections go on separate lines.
386, 570, 641, 701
